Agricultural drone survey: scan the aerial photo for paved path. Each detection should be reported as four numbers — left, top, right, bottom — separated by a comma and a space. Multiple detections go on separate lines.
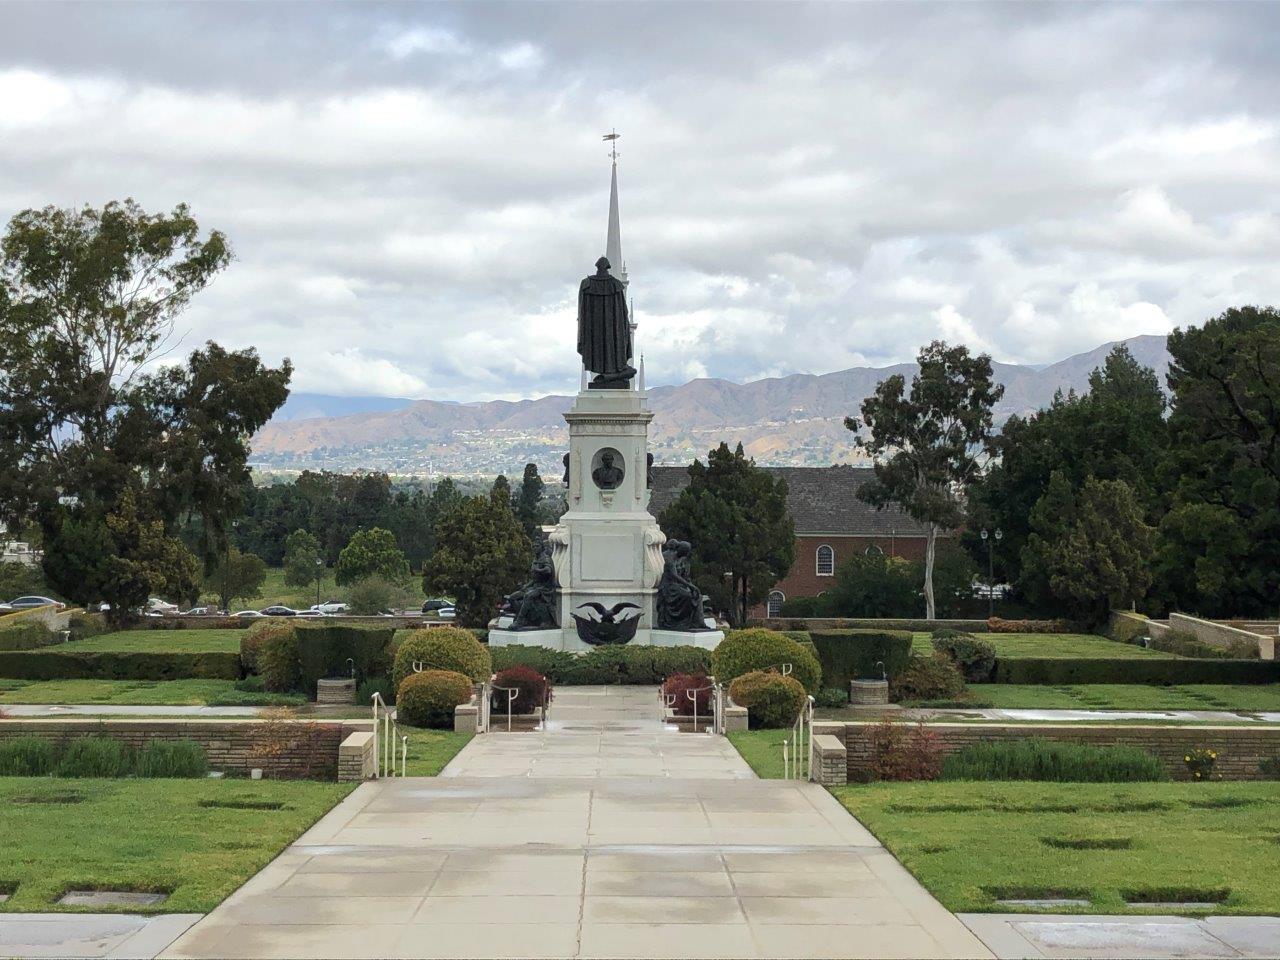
961, 913, 1280, 958
918, 707, 1280, 725
0, 914, 200, 959
162, 687, 988, 959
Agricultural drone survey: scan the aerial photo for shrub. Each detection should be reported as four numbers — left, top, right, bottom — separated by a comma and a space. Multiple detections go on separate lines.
487, 645, 711, 685
56, 736, 134, 778
1108, 612, 1149, 645
941, 738, 1168, 782
1260, 753, 1280, 779
712, 629, 822, 693
809, 630, 912, 687
356, 674, 395, 706
490, 644, 576, 679
0, 736, 55, 775
346, 575, 416, 616
662, 672, 712, 717
930, 631, 996, 682
991, 658, 1280, 685
866, 720, 942, 781
0, 651, 240, 681
67, 612, 108, 642
259, 627, 301, 692
777, 595, 831, 617
240, 620, 294, 675
728, 670, 807, 729
294, 623, 395, 696
891, 653, 966, 703
396, 669, 474, 728
815, 687, 848, 709
136, 739, 208, 778
1184, 748, 1218, 781
492, 666, 551, 715
392, 627, 491, 690
987, 616, 1073, 634
0, 620, 55, 651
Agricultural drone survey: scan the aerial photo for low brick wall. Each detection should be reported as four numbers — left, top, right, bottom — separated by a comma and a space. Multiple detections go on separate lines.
338, 731, 375, 781
836, 721, 1280, 782
0, 718, 348, 780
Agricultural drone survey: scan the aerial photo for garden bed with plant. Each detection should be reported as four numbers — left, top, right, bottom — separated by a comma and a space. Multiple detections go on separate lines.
0, 776, 351, 912
833, 780, 1280, 914
46, 629, 245, 653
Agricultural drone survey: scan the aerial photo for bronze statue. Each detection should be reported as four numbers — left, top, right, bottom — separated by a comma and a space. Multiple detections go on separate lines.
501, 541, 557, 629
655, 539, 708, 631
592, 450, 624, 490
577, 256, 634, 388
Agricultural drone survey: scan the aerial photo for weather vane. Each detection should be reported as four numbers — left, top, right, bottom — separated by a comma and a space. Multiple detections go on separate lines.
603, 129, 620, 163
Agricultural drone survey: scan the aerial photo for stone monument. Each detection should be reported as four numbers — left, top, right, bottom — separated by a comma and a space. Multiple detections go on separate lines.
489, 138, 723, 653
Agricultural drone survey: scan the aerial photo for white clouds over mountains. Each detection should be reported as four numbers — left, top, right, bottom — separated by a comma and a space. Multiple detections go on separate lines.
0, 2, 1277, 400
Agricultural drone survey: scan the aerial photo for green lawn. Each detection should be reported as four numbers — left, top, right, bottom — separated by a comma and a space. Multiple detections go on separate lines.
973, 684, 1280, 712
911, 632, 1176, 660
49, 629, 244, 653
0, 678, 305, 706
834, 780, 1280, 914
0, 777, 352, 913
399, 728, 472, 775
728, 729, 791, 779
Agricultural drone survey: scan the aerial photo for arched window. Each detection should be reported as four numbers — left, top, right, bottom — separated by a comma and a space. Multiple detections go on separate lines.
865, 544, 884, 557
816, 544, 835, 576
767, 590, 785, 618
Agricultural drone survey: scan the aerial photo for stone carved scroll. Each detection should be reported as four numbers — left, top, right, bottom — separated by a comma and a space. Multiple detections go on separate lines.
643, 525, 667, 589
548, 525, 571, 587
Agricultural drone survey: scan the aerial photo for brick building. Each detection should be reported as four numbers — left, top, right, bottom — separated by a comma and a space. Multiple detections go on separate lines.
648, 465, 938, 617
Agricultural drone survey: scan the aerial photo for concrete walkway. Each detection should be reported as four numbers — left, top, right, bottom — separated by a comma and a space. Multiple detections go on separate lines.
961, 913, 1280, 959
0, 914, 200, 959
162, 687, 988, 959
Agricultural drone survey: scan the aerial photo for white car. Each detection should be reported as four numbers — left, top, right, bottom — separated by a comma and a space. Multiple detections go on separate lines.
311, 600, 349, 615
295, 609, 325, 618
231, 610, 264, 618
146, 597, 179, 615
437, 606, 456, 620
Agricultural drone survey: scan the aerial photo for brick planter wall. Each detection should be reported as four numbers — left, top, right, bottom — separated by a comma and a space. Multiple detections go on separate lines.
0, 718, 347, 780
836, 721, 1280, 782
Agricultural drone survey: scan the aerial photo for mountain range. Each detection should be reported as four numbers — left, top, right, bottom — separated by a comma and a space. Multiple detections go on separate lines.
250, 335, 1171, 476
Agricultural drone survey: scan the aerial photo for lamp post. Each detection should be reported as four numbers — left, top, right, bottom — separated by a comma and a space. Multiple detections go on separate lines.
980, 528, 1002, 618
315, 558, 324, 608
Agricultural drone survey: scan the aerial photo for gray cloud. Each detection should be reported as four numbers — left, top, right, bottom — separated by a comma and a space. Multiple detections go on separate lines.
1, 1, 1278, 400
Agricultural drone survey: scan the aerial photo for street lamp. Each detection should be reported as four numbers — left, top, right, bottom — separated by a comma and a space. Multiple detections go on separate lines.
980, 528, 1002, 618
315, 558, 324, 608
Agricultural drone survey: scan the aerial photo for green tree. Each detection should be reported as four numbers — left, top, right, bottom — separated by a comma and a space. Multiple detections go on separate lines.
659, 443, 795, 627
335, 527, 410, 586
99, 487, 201, 618
515, 463, 546, 539
0, 199, 289, 618
967, 344, 1167, 591
491, 474, 511, 502
846, 341, 1003, 619
422, 488, 533, 627
204, 546, 267, 612
824, 553, 919, 618
1155, 306, 1280, 615
1022, 474, 1155, 624
282, 529, 323, 588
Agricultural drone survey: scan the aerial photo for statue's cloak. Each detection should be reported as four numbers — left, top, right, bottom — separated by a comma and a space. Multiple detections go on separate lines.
577, 272, 631, 376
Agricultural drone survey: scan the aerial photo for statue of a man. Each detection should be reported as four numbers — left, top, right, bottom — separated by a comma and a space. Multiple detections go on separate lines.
578, 256, 635, 388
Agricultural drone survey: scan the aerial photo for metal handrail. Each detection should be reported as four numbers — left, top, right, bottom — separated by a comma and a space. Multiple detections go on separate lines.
478, 679, 492, 733
782, 695, 815, 781
371, 691, 398, 778
490, 682, 520, 732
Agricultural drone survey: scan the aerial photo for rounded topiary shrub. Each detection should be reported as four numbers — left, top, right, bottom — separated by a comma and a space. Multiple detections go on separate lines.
492, 666, 551, 715
711, 628, 822, 693
890, 653, 966, 703
392, 627, 492, 690
258, 626, 301, 693
930, 632, 996, 682
662, 672, 713, 717
396, 669, 474, 728
241, 621, 295, 676
728, 670, 808, 729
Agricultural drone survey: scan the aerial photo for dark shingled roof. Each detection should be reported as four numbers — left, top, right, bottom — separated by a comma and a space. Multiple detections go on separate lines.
649, 465, 933, 537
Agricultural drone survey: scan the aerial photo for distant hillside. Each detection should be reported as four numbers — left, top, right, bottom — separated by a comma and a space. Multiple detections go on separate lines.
250, 335, 1170, 475
272, 393, 416, 422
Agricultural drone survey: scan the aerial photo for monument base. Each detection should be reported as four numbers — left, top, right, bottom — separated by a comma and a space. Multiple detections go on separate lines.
487, 627, 723, 653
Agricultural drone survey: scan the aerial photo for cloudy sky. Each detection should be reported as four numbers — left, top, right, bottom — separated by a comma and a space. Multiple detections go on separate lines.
2, 2, 1278, 402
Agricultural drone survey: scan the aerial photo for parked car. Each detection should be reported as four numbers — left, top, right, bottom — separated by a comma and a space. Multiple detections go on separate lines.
295, 609, 325, 618
422, 598, 453, 614
259, 605, 297, 617
180, 606, 218, 616
146, 597, 179, 615
0, 603, 12, 613
8, 595, 65, 611
231, 610, 264, 618
311, 600, 349, 615
438, 606, 457, 620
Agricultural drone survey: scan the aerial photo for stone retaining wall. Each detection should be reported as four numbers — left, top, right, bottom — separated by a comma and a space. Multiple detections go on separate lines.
834, 721, 1280, 782
0, 718, 349, 779
1168, 612, 1271, 659
338, 731, 375, 781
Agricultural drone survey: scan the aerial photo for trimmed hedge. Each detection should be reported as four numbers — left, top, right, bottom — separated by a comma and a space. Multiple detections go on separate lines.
712, 629, 822, 693
992, 657, 1280, 685
489, 644, 711, 685
891, 653, 966, 703
808, 630, 913, 687
295, 623, 394, 696
393, 627, 491, 689
728, 670, 808, 728
240, 620, 293, 674
0, 620, 56, 651
0, 650, 240, 681
766, 617, 990, 633
397, 669, 474, 728
931, 631, 996, 682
